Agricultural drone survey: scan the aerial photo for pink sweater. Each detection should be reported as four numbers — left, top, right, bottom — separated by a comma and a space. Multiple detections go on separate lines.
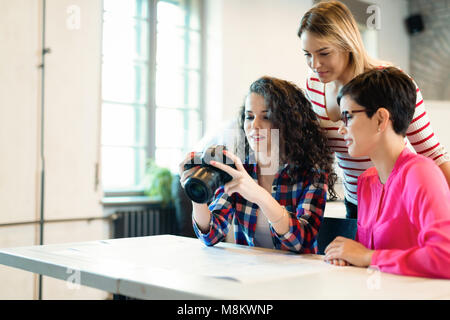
357, 148, 450, 279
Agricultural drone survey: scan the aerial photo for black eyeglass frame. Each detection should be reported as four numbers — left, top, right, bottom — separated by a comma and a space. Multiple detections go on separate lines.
341, 109, 366, 127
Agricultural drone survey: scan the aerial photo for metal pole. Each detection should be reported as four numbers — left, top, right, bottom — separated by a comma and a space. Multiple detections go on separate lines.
38, 0, 47, 300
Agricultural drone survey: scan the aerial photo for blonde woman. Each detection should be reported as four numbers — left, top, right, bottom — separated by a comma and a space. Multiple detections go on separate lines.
299, 1, 450, 218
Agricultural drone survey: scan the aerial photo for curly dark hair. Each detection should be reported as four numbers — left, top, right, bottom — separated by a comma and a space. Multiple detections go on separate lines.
236, 76, 337, 199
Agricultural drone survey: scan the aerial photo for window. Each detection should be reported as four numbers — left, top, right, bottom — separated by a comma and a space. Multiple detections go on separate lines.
101, 0, 203, 192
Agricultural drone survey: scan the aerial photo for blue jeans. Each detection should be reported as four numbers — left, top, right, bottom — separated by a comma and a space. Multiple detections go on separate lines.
344, 198, 358, 219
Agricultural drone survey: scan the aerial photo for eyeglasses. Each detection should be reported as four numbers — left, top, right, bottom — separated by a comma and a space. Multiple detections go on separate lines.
341, 110, 366, 127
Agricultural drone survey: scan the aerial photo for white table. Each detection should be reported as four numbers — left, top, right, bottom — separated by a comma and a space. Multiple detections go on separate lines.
0, 235, 449, 300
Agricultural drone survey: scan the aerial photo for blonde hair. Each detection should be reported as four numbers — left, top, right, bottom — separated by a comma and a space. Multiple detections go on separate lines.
298, 1, 387, 77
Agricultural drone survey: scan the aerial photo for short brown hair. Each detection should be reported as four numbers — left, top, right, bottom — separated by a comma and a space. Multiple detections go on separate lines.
337, 67, 417, 136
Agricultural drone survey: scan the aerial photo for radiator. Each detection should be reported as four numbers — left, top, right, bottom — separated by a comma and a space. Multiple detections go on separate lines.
111, 204, 176, 238
109, 203, 176, 300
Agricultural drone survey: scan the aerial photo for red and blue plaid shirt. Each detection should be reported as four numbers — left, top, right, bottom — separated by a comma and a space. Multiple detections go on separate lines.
192, 163, 327, 254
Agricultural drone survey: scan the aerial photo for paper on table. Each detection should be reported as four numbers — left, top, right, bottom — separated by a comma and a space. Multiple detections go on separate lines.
51, 236, 336, 284
189, 245, 336, 284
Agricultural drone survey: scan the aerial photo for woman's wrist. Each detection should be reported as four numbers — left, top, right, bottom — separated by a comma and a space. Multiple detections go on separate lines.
252, 185, 271, 205
365, 249, 375, 266
256, 191, 290, 235
192, 202, 212, 234
268, 207, 287, 225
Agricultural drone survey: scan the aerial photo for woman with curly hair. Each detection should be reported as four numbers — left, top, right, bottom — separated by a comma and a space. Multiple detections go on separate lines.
179, 76, 336, 253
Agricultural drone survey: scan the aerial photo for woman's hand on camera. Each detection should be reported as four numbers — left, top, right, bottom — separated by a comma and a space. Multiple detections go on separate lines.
178, 152, 199, 189
179, 152, 212, 232
209, 150, 265, 203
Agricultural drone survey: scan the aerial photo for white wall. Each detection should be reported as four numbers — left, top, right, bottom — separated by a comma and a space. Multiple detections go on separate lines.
0, 0, 41, 226
43, 0, 104, 221
426, 101, 450, 153
204, 0, 313, 133
363, 0, 410, 73
0, 0, 108, 300
0, 0, 42, 300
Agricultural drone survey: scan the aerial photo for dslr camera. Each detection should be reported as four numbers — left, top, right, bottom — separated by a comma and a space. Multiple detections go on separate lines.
183, 145, 236, 203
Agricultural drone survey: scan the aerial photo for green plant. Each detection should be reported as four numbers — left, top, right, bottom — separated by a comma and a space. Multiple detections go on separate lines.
144, 159, 173, 207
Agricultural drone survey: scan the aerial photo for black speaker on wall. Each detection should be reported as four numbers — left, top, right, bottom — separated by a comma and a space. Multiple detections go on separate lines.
405, 14, 424, 35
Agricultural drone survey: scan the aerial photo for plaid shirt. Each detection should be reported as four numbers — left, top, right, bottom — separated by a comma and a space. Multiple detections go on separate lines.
192, 163, 327, 254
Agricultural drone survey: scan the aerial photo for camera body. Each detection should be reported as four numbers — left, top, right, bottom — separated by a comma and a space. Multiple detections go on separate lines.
183, 145, 236, 203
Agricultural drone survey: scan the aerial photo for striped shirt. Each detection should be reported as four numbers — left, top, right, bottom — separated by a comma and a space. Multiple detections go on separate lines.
305, 69, 449, 205
192, 163, 327, 254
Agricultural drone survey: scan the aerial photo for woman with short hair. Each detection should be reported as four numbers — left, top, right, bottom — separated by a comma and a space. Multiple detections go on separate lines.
299, 1, 450, 219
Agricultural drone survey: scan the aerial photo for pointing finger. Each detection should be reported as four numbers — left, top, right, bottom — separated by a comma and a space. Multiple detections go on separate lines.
223, 150, 245, 171
209, 160, 240, 178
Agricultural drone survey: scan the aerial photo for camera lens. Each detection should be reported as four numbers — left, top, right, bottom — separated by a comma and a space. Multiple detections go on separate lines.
183, 167, 222, 203
188, 181, 208, 202
184, 177, 211, 204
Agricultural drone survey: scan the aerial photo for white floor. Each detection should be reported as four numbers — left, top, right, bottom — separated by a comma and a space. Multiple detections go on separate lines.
324, 180, 346, 219
324, 200, 346, 219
